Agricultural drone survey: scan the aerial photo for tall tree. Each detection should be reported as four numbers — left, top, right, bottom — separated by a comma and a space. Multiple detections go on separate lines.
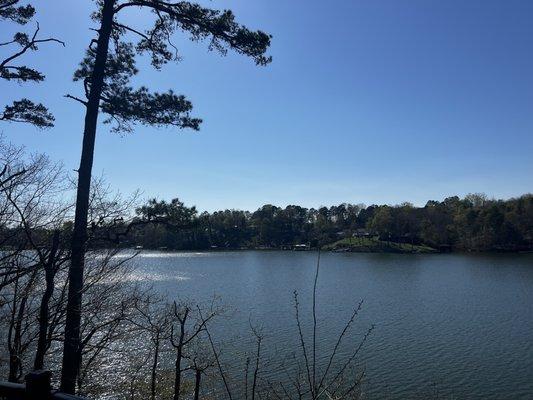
0, 0, 63, 127
61, 0, 271, 393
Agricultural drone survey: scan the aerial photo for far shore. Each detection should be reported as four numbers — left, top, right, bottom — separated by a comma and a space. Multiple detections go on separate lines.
124, 243, 533, 255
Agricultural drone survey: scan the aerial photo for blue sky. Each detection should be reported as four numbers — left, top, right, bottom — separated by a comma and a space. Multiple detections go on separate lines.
1, 0, 532, 211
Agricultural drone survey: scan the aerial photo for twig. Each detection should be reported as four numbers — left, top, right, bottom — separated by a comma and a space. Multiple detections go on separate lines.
312, 249, 321, 395
198, 306, 233, 400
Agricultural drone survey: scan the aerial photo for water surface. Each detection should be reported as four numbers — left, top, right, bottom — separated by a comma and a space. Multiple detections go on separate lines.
130, 251, 533, 399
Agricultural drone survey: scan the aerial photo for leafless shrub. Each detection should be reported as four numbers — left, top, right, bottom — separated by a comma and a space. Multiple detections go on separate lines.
200, 251, 373, 400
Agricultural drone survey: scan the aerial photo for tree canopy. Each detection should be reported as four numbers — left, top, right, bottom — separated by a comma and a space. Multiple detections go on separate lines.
0, 0, 63, 127
118, 194, 533, 252
67, 0, 271, 133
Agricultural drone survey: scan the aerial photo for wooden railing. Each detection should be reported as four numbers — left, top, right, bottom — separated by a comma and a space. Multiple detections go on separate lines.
0, 371, 87, 400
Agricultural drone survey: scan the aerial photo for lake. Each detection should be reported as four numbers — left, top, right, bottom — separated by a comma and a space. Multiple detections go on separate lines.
129, 251, 533, 399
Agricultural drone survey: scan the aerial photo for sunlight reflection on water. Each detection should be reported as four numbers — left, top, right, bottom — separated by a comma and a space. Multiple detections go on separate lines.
124, 271, 191, 282
88, 250, 533, 399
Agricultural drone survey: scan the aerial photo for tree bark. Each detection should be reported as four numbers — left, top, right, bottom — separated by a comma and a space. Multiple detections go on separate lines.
172, 314, 187, 400
173, 345, 183, 400
60, 0, 115, 393
8, 270, 37, 382
193, 369, 201, 400
151, 332, 160, 400
34, 230, 60, 370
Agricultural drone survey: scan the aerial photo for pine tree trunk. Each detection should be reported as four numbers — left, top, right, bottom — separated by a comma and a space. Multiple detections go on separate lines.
60, 0, 115, 393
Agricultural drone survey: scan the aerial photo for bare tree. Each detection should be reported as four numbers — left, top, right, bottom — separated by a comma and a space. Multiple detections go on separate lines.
188, 342, 215, 400
127, 295, 171, 400
196, 252, 374, 400
0, 139, 148, 391
33, 229, 62, 370
5, 265, 38, 381
170, 299, 221, 400
0, 139, 68, 380
271, 252, 374, 400
0, 140, 67, 293
249, 322, 263, 400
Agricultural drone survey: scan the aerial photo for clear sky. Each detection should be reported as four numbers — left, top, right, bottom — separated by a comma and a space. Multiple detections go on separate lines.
1, 0, 532, 211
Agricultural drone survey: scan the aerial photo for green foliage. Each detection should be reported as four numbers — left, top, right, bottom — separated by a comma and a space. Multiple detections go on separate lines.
126, 2, 272, 67
136, 198, 197, 224
0, 63, 43, 82
71, 0, 271, 134
124, 194, 533, 252
324, 237, 437, 253
0, 99, 54, 127
0, 0, 34, 24
0, 1, 62, 128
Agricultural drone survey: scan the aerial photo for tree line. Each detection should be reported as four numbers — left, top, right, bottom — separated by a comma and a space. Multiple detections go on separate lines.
1, 189, 532, 254
121, 194, 533, 252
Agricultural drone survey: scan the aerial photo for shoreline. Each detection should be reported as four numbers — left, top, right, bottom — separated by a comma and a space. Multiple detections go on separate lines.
123, 246, 533, 255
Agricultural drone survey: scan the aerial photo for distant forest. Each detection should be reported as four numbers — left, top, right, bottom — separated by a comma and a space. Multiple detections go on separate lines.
4, 194, 533, 252
2, 192, 531, 253
117, 193, 532, 252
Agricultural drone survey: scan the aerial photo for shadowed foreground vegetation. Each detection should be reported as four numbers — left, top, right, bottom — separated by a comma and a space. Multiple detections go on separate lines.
0, 141, 373, 399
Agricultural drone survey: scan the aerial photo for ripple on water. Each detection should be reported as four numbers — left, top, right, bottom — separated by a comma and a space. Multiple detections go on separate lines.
97, 251, 533, 400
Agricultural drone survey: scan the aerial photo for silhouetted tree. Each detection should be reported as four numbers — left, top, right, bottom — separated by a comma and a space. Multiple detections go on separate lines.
61, 0, 271, 392
0, 0, 63, 127
169, 300, 220, 400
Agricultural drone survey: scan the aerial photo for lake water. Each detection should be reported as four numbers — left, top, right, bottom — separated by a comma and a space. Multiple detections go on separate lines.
130, 251, 533, 399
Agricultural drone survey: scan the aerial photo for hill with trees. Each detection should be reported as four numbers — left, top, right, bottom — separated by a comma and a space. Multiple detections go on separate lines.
120, 194, 533, 253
